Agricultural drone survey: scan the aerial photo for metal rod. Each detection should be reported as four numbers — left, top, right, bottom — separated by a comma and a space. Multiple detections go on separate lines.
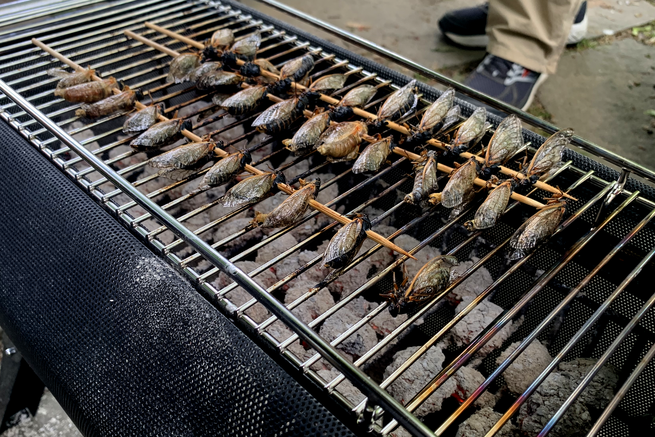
32, 36, 414, 260
380, 182, 628, 435
140, 21, 558, 204
538, 259, 655, 436
587, 342, 655, 437
251, 0, 655, 184
485, 205, 652, 437
0, 77, 437, 437
436, 202, 655, 435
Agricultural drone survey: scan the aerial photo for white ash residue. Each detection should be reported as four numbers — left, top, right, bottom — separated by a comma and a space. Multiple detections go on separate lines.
318, 302, 378, 359
316, 368, 365, 405
286, 284, 334, 324
449, 257, 494, 303
517, 358, 618, 437
449, 296, 519, 359
454, 365, 497, 409
255, 233, 299, 264
496, 340, 552, 395
557, 358, 618, 410
518, 371, 592, 436
384, 343, 457, 417
456, 406, 517, 437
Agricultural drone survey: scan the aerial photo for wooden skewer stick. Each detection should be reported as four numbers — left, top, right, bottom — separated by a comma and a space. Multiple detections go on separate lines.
138, 23, 546, 209
142, 21, 570, 200
32, 38, 415, 260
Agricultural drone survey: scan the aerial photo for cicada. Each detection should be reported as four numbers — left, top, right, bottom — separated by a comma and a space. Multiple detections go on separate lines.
201, 150, 252, 188
481, 115, 523, 177
339, 84, 377, 108
381, 255, 459, 316
54, 77, 118, 103
130, 118, 192, 150
123, 103, 164, 134
404, 150, 439, 205
188, 62, 222, 83
315, 121, 368, 162
253, 178, 320, 228
449, 107, 489, 155
221, 31, 261, 65
221, 85, 268, 115
219, 171, 286, 208
149, 138, 217, 180
323, 214, 371, 270
406, 88, 455, 146
310, 74, 347, 92
377, 79, 419, 122
202, 29, 234, 61
251, 93, 316, 134
464, 178, 514, 231
508, 198, 566, 260
521, 128, 573, 185
196, 70, 244, 91
279, 53, 314, 83
282, 111, 331, 154
48, 66, 95, 89
430, 157, 478, 216
75, 85, 136, 119
352, 136, 394, 174
167, 52, 201, 83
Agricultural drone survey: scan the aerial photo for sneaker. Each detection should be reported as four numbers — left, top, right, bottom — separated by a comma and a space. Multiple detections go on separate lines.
464, 54, 548, 110
438, 1, 588, 49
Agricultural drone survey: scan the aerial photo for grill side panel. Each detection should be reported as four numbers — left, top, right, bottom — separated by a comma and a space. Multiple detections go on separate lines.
0, 118, 356, 437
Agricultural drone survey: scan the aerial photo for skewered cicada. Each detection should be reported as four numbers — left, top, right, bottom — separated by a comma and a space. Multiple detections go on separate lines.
381, 255, 459, 316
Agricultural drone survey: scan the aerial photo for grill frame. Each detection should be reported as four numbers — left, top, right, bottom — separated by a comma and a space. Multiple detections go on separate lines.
1, 1, 655, 436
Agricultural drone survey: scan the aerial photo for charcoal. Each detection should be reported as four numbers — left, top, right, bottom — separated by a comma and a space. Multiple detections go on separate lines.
319, 303, 378, 359
215, 260, 278, 293
384, 343, 457, 416
456, 407, 517, 437
454, 365, 497, 409
450, 296, 519, 359
211, 217, 263, 255
518, 371, 592, 437
496, 340, 552, 395
517, 358, 618, 436
449, 257, 494, 303
255, 233, 299, 263
286, 284, 334, 324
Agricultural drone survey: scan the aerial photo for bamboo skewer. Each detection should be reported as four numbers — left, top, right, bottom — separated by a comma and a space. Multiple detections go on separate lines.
137, 23, 548, 209
31, 38, 415, 260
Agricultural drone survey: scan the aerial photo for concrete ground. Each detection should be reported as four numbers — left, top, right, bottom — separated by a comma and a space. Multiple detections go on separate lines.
241, 0, 655, 173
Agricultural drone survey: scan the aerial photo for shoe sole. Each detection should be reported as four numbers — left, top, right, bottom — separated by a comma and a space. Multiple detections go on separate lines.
567, 14, 588, 44
521, 73, 548, 111
443, 15, 587, 48
443, 32, 488, 49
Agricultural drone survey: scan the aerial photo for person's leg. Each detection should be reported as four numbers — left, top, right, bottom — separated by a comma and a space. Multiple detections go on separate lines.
486, 0, 583, 75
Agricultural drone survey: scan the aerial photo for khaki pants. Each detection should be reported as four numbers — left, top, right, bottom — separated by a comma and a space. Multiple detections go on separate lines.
487, 0, 583, 75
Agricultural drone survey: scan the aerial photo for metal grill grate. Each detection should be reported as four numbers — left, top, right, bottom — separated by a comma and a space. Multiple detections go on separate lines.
1, 1, 655, 436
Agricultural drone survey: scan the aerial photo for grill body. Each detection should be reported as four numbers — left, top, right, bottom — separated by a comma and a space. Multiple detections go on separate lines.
0, 1, 654, 436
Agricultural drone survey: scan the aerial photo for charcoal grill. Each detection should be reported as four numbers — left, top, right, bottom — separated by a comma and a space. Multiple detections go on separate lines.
1, 0, 655, 436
